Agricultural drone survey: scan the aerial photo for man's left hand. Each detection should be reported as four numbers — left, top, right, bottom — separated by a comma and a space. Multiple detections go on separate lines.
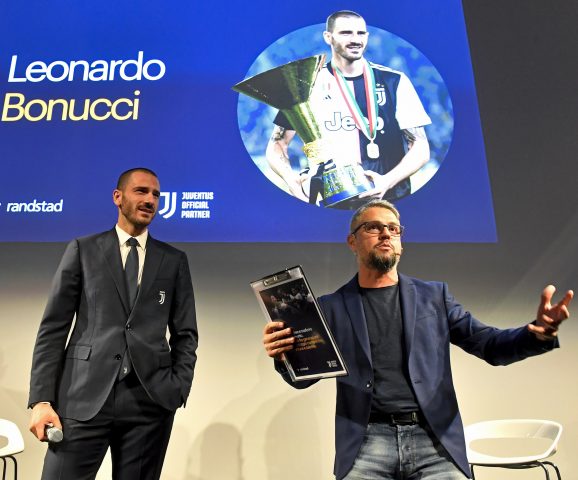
528, 285, 573, 341
358, 170, 395, 199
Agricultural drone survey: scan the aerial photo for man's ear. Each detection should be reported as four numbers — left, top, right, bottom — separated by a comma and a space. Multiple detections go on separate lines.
323, 30, 332, 46
346, 233, 357, 254
112, 189, 122, 207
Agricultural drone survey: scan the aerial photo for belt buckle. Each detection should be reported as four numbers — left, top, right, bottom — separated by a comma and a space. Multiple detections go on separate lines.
390, 412, 418, 425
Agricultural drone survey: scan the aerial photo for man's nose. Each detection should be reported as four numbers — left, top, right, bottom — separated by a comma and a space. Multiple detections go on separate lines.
144, 193, 157, 206
378, 228, 391, 239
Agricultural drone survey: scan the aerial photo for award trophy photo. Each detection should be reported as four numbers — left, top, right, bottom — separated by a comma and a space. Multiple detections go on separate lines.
233, 54, 374, 208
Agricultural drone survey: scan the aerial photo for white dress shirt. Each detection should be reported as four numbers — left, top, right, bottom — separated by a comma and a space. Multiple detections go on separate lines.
115, 225, 148, 286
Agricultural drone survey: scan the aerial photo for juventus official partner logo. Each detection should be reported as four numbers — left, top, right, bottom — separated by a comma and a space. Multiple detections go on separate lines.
159, 291, 166, 305
158, 192, 177, 219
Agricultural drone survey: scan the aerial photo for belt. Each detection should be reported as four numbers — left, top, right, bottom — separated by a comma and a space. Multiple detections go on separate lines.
369, 411, 421, 425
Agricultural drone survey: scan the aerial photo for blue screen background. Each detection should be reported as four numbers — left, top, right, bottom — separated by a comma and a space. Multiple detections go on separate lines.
0, 0, 495, 242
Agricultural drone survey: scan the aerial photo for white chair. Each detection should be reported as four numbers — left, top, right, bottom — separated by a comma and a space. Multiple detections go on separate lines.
465, 419, 563, 479
0, 419, 25, 480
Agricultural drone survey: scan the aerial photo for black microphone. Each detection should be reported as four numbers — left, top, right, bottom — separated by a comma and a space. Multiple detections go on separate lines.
46, 424, 64, 443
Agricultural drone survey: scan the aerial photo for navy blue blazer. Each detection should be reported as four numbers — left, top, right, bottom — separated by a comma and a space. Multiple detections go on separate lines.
277, 273, 556, 479
29, 229, 198, 420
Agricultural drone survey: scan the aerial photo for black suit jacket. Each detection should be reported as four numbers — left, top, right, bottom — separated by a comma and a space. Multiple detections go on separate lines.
29, 228, 198, 420
277, 274, 557, 479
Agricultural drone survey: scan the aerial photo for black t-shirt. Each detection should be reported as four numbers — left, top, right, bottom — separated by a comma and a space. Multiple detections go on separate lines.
361, 284, 419, 414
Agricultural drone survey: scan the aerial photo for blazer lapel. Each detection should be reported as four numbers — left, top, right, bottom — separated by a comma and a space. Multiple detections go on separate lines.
97, 229, 131, 316
342, 275, 372, 364
135, 236, 164, 308
399, 274, 417, 358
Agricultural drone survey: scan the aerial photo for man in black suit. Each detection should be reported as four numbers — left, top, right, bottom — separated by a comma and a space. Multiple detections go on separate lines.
28, 167, 198, 479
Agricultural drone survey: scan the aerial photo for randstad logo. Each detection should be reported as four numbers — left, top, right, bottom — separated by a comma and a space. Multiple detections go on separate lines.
158, 192, 177, 219
5, 199, 63, 213
1, 51, 166, 123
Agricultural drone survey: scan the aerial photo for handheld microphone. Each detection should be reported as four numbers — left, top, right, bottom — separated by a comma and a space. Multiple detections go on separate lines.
46, 425, 64, 443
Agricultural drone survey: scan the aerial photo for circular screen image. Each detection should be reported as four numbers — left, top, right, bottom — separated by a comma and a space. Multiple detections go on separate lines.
235, 22, 454, 210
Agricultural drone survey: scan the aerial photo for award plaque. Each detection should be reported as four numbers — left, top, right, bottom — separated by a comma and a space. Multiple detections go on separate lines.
251, 266, 348, 381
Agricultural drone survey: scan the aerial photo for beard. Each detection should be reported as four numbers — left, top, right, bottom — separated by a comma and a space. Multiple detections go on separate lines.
366, 250, 398, 273
332, 40, 367, 62
120, 202, 155, 228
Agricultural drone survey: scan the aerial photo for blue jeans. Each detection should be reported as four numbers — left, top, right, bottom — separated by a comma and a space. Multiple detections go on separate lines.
343, 422, 468, 479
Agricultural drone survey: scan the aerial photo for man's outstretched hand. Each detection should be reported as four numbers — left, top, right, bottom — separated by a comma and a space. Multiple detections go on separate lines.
528, 285, 573, 341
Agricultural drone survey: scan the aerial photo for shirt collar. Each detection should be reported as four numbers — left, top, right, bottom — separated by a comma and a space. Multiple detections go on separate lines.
115, 224, 148, 249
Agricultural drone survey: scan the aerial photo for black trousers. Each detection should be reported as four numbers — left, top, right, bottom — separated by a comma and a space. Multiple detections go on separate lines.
41, 372, 175, 480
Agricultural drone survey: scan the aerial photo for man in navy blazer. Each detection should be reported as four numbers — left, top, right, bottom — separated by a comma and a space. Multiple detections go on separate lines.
264, 199, 572, 479
28, 168, 198, 479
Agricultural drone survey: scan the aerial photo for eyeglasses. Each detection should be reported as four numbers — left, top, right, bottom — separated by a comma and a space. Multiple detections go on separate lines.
350, 221, 404, 236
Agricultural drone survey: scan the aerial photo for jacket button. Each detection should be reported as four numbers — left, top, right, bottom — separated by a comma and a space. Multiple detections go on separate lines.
126, 324, 132, 330
366, 381, 373, 389
114, 354, 122, 360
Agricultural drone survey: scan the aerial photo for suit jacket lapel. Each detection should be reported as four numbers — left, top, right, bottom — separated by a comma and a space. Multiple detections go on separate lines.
136, 236, 164, 308
342, 275, 372, 364
97, 229, 131, 316
399, 273, 417, 358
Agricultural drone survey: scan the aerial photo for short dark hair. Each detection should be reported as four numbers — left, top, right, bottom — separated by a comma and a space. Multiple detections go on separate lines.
326, 10, 364, 32
116, 168, 158, 190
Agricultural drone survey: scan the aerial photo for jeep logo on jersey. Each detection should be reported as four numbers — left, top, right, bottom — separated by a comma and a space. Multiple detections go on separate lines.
324, 112, 385, 132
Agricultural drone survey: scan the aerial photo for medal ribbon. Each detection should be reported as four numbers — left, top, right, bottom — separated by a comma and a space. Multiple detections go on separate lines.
331, 59, 378, 142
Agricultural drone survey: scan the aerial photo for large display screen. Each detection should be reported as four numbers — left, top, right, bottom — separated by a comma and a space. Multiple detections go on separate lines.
0, 0, 496, 242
